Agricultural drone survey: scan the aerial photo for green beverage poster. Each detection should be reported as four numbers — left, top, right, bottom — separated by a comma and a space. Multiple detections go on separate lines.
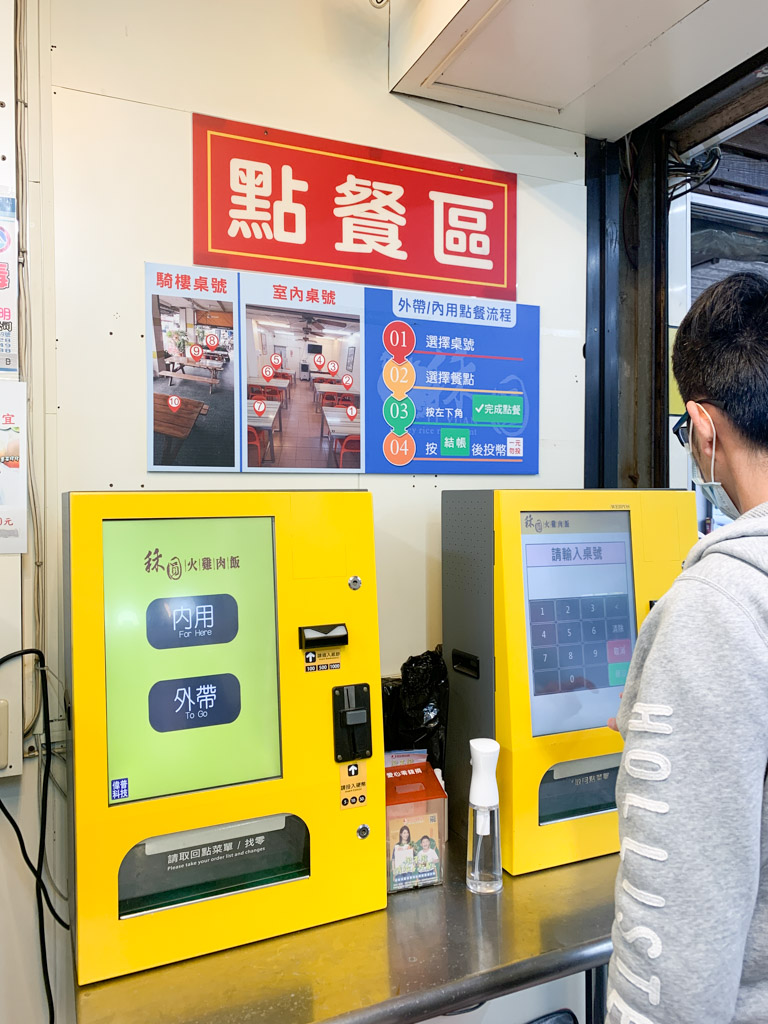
103, 516, 281, 804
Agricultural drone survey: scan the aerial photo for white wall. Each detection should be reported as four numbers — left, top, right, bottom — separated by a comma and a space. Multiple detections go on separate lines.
6, 1, 587, 1019
45, 8, 586, 672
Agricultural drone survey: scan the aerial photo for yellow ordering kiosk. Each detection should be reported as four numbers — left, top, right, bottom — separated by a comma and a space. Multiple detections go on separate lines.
63, 490, 386, 984
442, 489, 697, 876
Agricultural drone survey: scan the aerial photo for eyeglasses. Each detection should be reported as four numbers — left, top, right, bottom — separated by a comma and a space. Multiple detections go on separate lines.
672, 411, 690, 448
672, 399, 726, 449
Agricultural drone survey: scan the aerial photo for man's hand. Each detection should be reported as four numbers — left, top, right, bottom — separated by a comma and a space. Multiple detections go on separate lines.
607, 692, 623, 731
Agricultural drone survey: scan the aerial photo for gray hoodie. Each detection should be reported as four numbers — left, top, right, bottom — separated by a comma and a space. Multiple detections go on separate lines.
607, 502, 768, 1024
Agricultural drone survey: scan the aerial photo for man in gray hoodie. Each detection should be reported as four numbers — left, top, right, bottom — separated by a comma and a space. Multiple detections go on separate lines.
607, 271, 768, 1024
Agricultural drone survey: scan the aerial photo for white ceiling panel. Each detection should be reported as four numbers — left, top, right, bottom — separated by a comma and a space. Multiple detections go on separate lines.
439, 0, 706, 111
390, 0, 768, 140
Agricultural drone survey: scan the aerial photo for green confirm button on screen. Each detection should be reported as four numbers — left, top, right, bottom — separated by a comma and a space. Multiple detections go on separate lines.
102, 516, 281, 805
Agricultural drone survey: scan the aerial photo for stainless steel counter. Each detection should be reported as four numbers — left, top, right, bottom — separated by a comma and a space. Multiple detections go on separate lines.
75, 841, 617, 1024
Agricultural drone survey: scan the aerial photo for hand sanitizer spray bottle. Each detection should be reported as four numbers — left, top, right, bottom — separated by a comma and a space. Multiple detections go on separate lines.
466, 738, 502, 894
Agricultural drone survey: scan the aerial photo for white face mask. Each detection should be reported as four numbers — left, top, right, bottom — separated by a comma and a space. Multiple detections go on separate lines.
690, 405, 740, 521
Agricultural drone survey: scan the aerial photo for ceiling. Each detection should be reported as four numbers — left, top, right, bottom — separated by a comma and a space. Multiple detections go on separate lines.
390, 0, 768, 141
245, 304, 360, 339
158, 297, 231, 315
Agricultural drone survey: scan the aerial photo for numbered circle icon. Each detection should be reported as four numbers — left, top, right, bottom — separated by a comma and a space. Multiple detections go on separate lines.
382, 321, 416, 364
345, 403, 358, 421
382, 358, 416, 400
252, 400, 266, 417
383, 430, 416, 466
383, 395, 416, 436
313, 353, 326, 370
189, 343, 204, 362
270, 353, 282, 369
261, 364, 275, 381
204, 333, 218, 350
327, 360, 339, 376
341, 373, 354, 391
167, 395, 182, 411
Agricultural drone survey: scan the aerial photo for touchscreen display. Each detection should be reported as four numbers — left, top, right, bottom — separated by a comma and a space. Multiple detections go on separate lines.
103, 516, 281, 804
521, 510, 637, 737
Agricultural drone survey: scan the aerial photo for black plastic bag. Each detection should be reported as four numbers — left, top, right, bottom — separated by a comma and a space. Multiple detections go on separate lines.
382, 647, 449, 772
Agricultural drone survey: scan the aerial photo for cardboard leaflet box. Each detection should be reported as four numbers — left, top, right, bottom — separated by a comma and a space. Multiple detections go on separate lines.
386, 762, 446, 893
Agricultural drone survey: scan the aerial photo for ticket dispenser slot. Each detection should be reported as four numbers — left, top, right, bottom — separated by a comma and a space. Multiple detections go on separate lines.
118, 814, 310, 917
538, 753, 621, 825
333, 684, 372, 762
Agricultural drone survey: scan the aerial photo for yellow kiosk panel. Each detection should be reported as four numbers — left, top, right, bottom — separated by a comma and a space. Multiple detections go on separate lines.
442, 489, 697, 875
64, 491, 386, 983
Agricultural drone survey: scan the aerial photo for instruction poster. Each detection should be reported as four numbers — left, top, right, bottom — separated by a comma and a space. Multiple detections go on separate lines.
364, 287, 538, 473
146, 263, 538, 475
0, 380, 26, 552
0, 203, 17, 376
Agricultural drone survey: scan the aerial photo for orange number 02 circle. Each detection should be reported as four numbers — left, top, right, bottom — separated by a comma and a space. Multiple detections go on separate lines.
382, 358, 415, 400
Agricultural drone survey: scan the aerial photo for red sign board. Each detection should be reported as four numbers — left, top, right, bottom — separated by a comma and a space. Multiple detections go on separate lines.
193, 115, 516, 300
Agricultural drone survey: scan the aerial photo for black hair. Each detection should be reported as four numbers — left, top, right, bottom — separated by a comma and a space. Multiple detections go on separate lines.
419, 835, 432, 845
672, 271, 768, 450
398, 826, 411, 841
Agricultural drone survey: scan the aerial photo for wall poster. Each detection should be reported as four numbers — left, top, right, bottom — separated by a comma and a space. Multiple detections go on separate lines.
146, 263, 538, 475
0, 379, 26, 552
193, 115, 516, 302
0, 207, 17, 375
0, 0, 16, 378
146, 115, 540, 475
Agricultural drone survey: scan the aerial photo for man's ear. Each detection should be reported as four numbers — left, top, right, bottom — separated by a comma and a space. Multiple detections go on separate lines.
687, 400, 714, 457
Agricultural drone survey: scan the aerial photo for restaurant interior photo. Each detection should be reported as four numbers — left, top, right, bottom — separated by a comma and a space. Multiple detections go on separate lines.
244, 303, 362, 471
150, 293, 237, 469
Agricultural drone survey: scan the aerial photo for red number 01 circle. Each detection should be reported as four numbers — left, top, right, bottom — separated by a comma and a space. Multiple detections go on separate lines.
382, 321, 416, 364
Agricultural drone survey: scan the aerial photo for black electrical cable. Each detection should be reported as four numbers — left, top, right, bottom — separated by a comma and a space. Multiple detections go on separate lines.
667, 147, 722, 204
621, 130, 648, 272
0, 796, 69, 927
0, 649, 58, 1024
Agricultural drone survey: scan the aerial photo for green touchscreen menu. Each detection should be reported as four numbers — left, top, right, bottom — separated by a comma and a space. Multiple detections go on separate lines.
103, 516, 281, 804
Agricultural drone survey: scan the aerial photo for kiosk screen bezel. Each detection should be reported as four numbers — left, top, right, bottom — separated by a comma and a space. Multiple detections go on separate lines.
520, 509, 638, 737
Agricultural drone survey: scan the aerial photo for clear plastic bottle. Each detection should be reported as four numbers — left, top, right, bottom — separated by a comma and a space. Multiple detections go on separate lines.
466, 738, 503, 894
